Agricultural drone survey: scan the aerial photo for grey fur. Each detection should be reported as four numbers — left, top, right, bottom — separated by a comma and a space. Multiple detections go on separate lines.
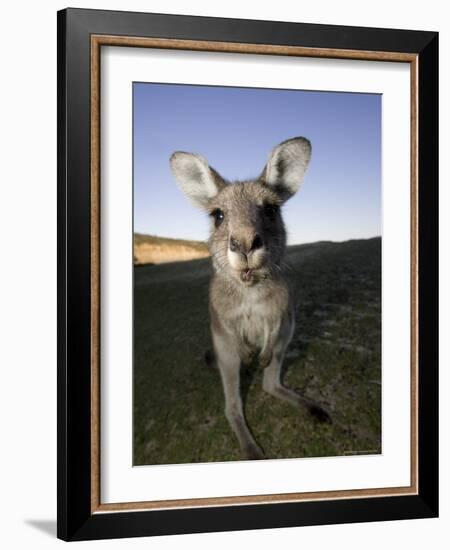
170, 137, 330, 460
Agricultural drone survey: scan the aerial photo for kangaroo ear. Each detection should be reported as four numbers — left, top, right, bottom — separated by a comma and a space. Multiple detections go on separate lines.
261, 137, 312, 200
170, 152, 226, 209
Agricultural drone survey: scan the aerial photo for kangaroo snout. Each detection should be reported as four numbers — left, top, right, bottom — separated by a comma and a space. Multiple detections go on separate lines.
228, 230, 266, 277
229, 233, 264, 256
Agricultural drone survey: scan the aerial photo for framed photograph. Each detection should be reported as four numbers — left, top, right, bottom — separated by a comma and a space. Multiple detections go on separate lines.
57, 8, 438, 541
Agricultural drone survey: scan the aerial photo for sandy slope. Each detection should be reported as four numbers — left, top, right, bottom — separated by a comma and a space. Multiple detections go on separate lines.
133, 234, 209, 265
134, 242, 209, 264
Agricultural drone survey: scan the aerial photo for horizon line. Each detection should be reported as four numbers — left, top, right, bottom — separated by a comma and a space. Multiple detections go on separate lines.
133, 232, 382, 247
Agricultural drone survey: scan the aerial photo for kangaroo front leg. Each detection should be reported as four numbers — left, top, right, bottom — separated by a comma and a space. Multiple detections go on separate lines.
214, 340, 264, 459
262, 348, 332, 424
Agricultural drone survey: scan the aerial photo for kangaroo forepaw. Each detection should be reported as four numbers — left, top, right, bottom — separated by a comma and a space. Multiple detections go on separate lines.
259, 351, 273, 369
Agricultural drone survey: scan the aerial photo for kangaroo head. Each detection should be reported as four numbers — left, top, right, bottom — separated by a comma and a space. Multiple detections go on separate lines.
170, 137, 311, 286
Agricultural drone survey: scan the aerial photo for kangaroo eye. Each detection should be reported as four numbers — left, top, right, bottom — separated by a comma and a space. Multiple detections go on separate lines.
210, 208, 224, 227
263, 203, 279, 220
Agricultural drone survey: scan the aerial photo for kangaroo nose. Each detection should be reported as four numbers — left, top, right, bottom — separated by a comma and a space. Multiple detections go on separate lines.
229, 234, 264, 255
229, 236, 241, 253
250, 234, 264, 251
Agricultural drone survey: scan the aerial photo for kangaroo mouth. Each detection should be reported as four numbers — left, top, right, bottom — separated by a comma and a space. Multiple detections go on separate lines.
240, 268, 254, 283
240, 268, 267, 284
232, 263, 268, 285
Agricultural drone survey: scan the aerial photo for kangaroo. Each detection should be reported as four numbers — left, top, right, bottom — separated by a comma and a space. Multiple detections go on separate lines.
170, 137, 330, 460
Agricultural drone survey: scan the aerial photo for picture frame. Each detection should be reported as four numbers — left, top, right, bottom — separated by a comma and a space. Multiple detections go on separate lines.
57, 7, 439, 541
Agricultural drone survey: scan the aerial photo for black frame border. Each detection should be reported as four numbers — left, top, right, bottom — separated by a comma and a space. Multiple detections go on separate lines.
57, 8, 438, 541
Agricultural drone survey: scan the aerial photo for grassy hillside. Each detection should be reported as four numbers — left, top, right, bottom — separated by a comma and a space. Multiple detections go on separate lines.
133, 237, 382, 465
133, 233, 209, 265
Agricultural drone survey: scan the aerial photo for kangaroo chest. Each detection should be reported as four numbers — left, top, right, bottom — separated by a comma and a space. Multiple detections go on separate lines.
232, 289, 285, 350
211, 275, 291, 352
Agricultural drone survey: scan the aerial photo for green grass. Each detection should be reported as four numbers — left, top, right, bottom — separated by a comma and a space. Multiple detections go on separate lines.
133, 237, 381, 465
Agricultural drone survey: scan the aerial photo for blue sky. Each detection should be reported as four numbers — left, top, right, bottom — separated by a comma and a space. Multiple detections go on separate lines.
133, 83, 381, 245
